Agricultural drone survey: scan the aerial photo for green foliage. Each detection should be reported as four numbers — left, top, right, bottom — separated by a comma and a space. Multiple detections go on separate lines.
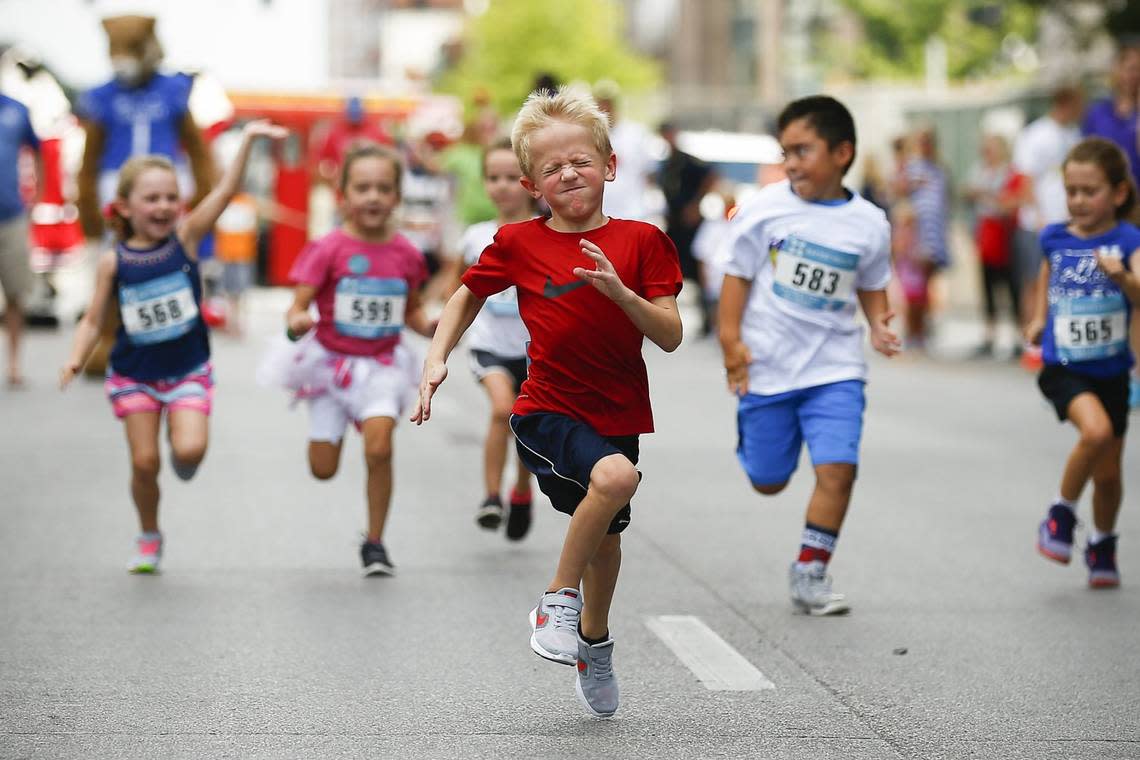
836, 0, 1041, 80
436, 0, 661, 116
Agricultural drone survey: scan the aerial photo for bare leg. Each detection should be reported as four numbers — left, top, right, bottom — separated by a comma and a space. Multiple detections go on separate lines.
1090, 437, 1124, 535
1058, 394, 1116, 503
479, 372, 516, 497
804, 463, 856, 532
361, 416, 396, 541
123, 412, 163, 533
5, 299, 24, 385
580, 534, 621, 639
167, 408, 209, 479
309, 440, 343, 480
548, 454, 638, 592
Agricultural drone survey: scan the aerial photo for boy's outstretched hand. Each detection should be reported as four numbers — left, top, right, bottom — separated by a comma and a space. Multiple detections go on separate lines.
411, 360, 448, 425
869, 309, 901, 357
574, 240, 633, 304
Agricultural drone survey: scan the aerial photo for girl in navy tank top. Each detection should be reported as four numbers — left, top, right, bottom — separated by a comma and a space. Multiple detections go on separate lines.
61, 121, 286, 574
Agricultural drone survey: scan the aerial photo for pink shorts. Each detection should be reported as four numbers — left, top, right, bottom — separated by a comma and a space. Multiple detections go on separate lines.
105, 362, 215, 419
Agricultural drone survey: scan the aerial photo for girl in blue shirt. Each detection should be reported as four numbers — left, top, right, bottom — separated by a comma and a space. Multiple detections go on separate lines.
1027, 137, 1140, 588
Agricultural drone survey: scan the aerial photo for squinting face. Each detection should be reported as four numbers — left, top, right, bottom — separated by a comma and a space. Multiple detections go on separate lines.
522, 120, 615, 224
119, 168, 181, 241
342, 156, 400, 233
1063, 160, 1125, 231
483, 148, 530, 217
779, 117, 850, 201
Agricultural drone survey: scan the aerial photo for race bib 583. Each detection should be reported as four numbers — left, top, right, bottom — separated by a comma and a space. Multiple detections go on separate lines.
772, 237, 858, 311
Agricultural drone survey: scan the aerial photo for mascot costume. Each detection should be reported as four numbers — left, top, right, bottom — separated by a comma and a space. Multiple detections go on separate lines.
77, 15, 215, 375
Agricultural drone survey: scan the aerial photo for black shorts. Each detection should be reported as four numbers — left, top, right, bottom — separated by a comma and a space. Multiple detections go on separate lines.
1038, 364, 1129, 437
509, 412, 640, 534
469, 349, 528, 393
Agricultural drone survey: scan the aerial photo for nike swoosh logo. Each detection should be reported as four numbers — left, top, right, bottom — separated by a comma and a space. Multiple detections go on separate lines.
542, 276, 590, 299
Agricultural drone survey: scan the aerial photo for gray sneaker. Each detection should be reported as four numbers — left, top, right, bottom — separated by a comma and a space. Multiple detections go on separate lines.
575, 636, 619, 718
529, 587, 581, 665
789, 561, 850, 616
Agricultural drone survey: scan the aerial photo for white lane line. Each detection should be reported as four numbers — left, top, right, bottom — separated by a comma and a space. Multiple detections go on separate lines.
646, 615, 775, 691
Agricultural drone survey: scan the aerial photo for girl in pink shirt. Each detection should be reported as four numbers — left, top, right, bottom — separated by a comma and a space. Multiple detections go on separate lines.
278, 144, 433, 576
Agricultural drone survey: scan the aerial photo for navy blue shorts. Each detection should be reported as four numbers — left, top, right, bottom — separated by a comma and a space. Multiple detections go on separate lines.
509, 412, 639, 534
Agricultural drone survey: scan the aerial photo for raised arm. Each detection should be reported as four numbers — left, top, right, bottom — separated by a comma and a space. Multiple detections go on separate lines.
574, 239, 683, 352
411, 285, 486, 424
178, 120, 288, 251
60, 249, 118, 388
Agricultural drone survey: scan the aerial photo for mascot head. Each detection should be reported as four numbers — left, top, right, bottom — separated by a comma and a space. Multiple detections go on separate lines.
101, 15, 163, 87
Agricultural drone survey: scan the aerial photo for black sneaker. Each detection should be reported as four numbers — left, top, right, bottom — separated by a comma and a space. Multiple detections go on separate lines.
1086, 535, 1120, 588
506, 490, 533, 541
476, 495, 504, 530
360, 540, 395, 577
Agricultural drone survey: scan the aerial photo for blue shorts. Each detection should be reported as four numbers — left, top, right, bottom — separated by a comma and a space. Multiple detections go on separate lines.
736, 380, 865, 487
509, 412, 639, 534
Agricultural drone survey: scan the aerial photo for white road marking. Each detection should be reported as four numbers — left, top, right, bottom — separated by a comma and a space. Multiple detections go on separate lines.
646, 615, 776, 691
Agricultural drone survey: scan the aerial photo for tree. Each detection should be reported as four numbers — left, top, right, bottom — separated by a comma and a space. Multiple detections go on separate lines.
436, 0, 660, 115
834, 0, 1040, 80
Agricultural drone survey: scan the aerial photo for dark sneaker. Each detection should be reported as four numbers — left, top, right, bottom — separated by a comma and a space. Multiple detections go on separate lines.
1038, 503, 1077, 564
505, 490, 532, 541
1086, 536, 1120, 588
476, 495, 503, 530
170, 456, 200, 482
360, 540, 395, 577
575, 635, 619, 718
529, 587, 581, 665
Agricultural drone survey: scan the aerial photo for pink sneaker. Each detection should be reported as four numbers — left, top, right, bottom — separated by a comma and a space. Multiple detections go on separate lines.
128, 533, 163, 574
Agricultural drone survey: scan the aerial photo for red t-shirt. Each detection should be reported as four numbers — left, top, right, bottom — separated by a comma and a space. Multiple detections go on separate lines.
290, 229, 427, 359
462, 218, 682, 436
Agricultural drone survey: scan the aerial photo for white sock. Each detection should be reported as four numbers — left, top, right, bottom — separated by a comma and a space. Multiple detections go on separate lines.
1089, 529, 1112, 545
1053, 496, 1077, 512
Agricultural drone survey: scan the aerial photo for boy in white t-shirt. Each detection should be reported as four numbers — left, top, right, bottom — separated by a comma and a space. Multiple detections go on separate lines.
719, 95, 900, 615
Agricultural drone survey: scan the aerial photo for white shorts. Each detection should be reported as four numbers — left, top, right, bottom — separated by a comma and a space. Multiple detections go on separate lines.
306, 346, 417, 442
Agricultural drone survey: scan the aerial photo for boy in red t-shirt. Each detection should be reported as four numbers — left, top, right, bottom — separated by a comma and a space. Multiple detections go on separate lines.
412, 87, 683, 718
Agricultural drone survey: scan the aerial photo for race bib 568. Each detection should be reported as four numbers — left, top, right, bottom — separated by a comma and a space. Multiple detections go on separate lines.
772, 236, 858, 312
120, 271, 199, 346
334, 277, 407, 339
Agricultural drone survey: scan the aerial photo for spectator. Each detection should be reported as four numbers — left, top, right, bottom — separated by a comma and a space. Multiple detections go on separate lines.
1012, 86, 1084, 361
315, 96, 394, 186
897, 126, 949, 349
442, 94, 500, 228
594, 80, 657, 223
0, 93, 39, 387
964, 134, 1022, 356
658, 121, 717, 334
1083, 42, 1140, 190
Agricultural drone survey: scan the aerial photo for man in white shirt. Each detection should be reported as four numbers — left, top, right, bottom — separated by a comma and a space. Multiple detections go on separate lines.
594, 80, 657, 223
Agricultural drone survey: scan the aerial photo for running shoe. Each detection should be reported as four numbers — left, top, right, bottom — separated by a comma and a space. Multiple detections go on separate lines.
476, 495, 503, 530
361, 540, 395, 577
505, 490, 533, 541
1086, 535, 1121, 588
529, 587, 581, 665
788, 561, 850, 616
128, 532, 163, 574
576, 635, 619, 718
170, 456, 200, 482
1037, 502, 1077, 564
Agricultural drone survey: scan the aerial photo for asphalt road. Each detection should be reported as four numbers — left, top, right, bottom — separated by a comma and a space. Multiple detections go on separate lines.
2, 291, 1138, 759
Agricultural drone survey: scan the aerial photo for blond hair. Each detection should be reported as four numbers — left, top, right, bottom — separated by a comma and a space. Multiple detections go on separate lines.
511, 86, 612, 178
109, 155, 178, 240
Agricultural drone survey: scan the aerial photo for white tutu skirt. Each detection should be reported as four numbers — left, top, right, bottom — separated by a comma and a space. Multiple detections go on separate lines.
257, 332, 422, 412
